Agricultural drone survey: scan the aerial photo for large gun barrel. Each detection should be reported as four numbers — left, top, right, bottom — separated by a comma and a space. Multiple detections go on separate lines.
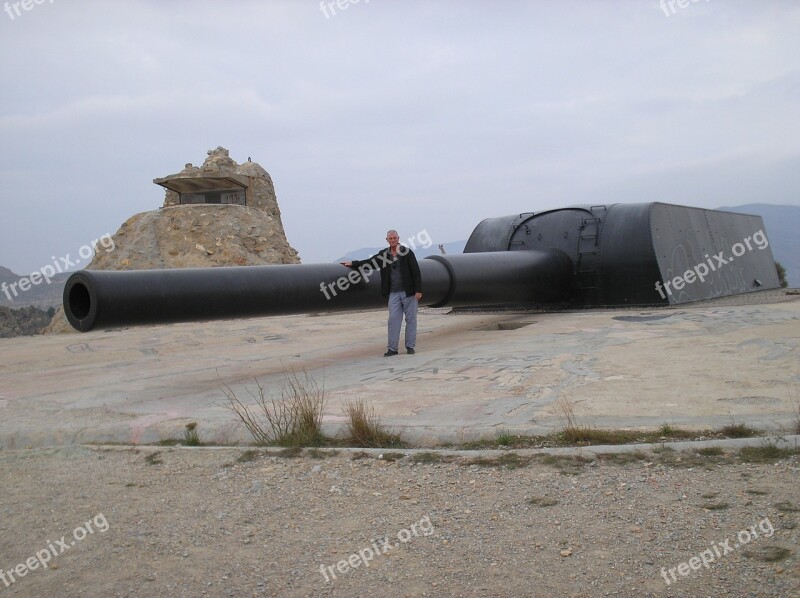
63, 250, 573, 332
63, 202, 782, 332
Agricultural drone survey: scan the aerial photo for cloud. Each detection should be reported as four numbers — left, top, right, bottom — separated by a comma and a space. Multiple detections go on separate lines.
1, 0, 798, 272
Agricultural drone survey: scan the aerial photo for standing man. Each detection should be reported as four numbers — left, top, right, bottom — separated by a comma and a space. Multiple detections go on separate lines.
342, 230, 423, 356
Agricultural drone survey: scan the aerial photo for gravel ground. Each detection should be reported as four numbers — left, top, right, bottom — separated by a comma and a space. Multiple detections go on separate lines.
0, 446, 798, 597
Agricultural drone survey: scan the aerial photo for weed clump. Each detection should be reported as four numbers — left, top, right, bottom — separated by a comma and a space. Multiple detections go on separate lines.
183, 422, 201, 446
701, 501, 730, 511
307, 448, 338, 459
721, 423, 758, 438
774, 501, 799, 513
792, 393, 800, 435
743, 546, 792, 562
496, 429, 513, 446
275, 446, 304, 458
595, 451, 648, 465
739, 444, 796, 463
696, 446, 724, 456
236, 450, 263, 463
342, 399, 404, 448
379, 452, 406, 462
529, 496, 559, 507
553, 397, 640, 445
533, 453, 593, 475
412, 452, 445, 464
222, 369, 326, 447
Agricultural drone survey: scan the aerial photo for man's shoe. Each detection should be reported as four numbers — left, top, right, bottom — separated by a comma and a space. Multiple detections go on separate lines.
384, 350, 398, 357
406, 347, 415, 355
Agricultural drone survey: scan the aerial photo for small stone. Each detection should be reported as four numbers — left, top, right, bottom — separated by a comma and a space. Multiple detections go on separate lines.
560, 549, 572, 557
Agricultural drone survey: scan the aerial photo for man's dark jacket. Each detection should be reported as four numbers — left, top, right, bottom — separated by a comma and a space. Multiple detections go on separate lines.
350, 246, 422, 299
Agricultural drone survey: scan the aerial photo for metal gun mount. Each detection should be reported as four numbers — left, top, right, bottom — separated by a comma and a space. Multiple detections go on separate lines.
63, 202, 780, 332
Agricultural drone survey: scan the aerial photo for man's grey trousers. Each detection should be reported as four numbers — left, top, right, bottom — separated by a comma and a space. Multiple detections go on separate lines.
387, 291, 418, 352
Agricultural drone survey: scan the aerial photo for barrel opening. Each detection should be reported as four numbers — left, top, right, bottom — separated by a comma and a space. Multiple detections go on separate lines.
68, 283, 92, 320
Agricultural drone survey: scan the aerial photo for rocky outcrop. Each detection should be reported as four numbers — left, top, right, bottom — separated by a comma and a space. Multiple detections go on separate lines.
160, 147, 284, 219
88, 204, 299, 271
45, 148, 300, 334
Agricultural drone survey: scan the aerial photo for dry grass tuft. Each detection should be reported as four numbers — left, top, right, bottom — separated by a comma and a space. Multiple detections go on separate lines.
553, 397, 643, 445
701, 501, 730, 511
342, 399, 404, 448
738, 444, 796, 463
792, 391, 800, 435
774, 501, 799, 513
236, 450, 263, 463
183, 422, 201, 446
721, 422, 758, 438
743, 546, 792, 562
222, 369, 326, 447
529, 496, 559, 507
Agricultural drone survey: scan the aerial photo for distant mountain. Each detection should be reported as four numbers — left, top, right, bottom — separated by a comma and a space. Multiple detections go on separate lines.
717, 204, 799, 287
337, 240, 467, 262
0, 266, 70, 310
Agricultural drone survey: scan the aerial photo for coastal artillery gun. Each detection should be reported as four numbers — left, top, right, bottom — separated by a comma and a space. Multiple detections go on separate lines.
63, 202, 780, 332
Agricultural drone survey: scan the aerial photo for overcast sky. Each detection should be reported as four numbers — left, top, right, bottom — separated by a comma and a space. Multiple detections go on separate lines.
1, 0, 798, 275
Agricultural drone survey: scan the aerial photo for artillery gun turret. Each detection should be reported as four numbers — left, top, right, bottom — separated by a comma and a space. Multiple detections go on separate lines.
63, 202, 780, 332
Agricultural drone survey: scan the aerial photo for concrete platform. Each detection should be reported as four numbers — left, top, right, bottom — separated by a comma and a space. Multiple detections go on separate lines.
1, 292, 799, 448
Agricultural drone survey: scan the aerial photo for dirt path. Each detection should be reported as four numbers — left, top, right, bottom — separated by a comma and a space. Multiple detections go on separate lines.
1, 446, 797, 597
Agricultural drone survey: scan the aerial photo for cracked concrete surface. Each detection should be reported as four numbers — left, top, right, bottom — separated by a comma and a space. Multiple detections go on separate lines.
1, 294, 798, 448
